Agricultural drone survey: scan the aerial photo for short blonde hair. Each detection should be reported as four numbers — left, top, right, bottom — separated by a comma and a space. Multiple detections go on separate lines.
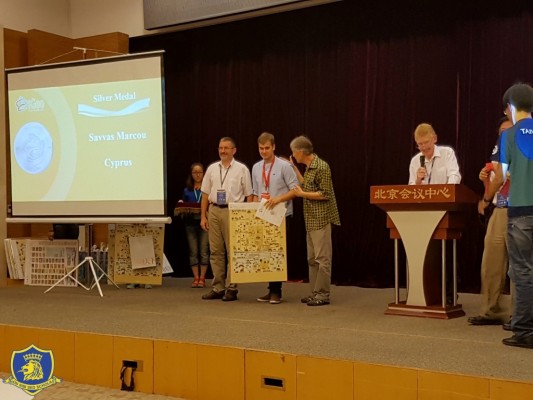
258, 132, 275, 145
414, 123, 436, 141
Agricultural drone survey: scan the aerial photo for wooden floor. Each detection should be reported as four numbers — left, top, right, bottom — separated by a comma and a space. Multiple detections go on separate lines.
0, 277, 532, 399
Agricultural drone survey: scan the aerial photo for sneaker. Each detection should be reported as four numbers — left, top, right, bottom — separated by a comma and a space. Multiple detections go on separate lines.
144, 284, 152, 289
307, 298, 330, 306
222, 289, 238, 302
257, 293, 271, 302
126, 284, 137, 289
202, 290, 225, 300
301, 295, 314, 304
269, 293, 282, 304
222, 290, 238, 301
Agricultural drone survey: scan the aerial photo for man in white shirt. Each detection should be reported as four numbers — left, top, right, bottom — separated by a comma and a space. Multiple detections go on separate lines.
407, 123, 461, 305
200, 137, 253, 301
408, 123, 461, 185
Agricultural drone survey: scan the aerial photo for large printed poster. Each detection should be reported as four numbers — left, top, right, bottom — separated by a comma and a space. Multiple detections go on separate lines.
229, 203, 287, 283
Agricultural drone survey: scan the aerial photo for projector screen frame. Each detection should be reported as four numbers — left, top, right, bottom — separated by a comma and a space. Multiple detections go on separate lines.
5, 50, 168, 222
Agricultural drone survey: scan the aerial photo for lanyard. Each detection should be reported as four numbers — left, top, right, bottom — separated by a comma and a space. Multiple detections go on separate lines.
262, 158, 275, 192
193, 188, 201, 203
219, 163, 231, 188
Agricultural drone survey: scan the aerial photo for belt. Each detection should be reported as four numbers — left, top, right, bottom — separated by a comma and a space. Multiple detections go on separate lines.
210, 203, 228, 208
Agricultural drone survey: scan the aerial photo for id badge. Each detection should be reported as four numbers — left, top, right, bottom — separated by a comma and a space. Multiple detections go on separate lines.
216, 190, 227, 205
261, 192, 270, 200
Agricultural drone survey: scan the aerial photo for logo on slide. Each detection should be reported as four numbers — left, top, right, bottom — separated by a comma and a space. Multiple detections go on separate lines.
2, 345, 61, 396
15, 96, 45, 112
14, 122, 53, 174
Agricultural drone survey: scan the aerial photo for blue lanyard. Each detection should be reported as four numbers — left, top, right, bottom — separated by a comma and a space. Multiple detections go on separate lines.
194, 188, 201, 203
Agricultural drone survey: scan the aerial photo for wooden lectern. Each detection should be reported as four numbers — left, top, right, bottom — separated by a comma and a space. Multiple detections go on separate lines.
370, 184, 478, 319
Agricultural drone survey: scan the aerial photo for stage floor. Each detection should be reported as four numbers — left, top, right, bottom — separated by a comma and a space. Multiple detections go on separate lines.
0, 277, 529, 384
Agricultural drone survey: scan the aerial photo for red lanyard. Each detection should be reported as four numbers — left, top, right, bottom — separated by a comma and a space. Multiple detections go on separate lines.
262, 157, 275, 192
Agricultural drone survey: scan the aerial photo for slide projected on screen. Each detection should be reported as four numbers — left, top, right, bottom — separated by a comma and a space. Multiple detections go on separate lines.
6, 52, 166, 217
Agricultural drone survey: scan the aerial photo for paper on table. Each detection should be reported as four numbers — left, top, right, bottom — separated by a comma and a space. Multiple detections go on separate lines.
255, 198, 286, 227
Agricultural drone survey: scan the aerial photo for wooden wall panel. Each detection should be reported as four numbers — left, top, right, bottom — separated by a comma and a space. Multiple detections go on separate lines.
3, 28, 28, 68
27, 29, 78, 65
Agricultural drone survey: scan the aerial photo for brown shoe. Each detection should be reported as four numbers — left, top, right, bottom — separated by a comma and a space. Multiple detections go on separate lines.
269, 293, 282, 304
257, 293, 270, 302
222, 290, 238, 302
202, 290, 224, 300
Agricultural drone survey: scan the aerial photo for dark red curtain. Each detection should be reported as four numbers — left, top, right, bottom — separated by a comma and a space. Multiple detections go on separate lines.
131, 2, 533, 291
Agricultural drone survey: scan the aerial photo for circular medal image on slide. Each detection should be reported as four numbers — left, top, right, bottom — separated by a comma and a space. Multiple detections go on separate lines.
14, 122, 53, 174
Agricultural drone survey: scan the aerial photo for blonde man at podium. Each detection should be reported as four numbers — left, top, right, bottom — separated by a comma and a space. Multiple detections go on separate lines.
408, 123, 461, 304
408, 123, 461, 185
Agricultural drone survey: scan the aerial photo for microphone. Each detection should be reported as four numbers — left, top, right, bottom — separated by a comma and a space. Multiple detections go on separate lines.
420, 155, 425, 169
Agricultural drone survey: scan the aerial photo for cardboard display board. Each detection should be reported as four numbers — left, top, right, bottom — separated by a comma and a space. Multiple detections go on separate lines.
228, 203, 287, 284
110, 224, 164, 285
24, 239, 79, 287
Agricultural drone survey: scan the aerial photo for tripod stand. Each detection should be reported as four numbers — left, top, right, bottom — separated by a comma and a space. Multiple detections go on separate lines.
44, 225, 119, 297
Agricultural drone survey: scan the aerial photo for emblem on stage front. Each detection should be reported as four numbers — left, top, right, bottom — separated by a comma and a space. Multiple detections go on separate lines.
2, 345, 62, 395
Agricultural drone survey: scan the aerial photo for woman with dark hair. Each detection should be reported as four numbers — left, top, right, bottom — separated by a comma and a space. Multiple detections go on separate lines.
180, 163, 209, 287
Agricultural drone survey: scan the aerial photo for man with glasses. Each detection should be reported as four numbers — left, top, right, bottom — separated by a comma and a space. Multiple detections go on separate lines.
200, 137, 253, 301
408, 123, 461, 185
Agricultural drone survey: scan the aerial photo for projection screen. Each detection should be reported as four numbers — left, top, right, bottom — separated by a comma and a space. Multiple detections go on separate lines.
5, 51, 166, 219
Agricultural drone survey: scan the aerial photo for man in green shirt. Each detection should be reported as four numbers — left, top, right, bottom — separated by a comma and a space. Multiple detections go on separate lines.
290, 136, 341, 306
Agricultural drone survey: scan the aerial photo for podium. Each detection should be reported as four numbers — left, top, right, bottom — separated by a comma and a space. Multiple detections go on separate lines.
370, 184, 478, 319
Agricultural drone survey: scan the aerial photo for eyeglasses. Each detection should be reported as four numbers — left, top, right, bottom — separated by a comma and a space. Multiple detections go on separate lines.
416, 140, 432, 148
218, 146, 234, 151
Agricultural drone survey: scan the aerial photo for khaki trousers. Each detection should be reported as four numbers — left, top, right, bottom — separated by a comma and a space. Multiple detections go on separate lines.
480, 207, 509, 318
306, 223, 332, 301
207, 206, 236, 293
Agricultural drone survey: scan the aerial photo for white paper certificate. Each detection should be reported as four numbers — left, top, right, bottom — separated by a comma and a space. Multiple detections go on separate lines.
255, 198, 286, 227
